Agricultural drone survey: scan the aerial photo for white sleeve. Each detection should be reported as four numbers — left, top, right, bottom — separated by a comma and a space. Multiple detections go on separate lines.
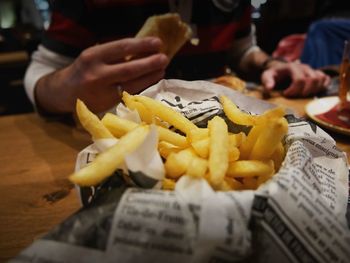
24, 45, 75, 105
229, 25, 261, 63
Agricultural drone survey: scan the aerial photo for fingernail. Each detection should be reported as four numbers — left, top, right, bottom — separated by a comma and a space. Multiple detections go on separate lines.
150, 38, 161, 46
159, 54, 168, 64
266, 81, 273, 89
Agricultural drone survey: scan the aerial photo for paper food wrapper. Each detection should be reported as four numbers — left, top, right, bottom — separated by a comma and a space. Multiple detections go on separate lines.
12, 79, 350, 263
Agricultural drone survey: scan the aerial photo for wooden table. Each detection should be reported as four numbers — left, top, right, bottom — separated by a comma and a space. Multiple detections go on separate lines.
0, 94, 349, 262
0, 113, 90, 262
0, 51, 28, 66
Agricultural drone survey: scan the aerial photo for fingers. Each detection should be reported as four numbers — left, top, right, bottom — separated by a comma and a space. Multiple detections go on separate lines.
83, 37, 163, 63
300, 65, 318, 96
104, 53, 168, 83
261, 69, 277, 91
262, 62, 330, 98
304, 70, 329, 96
282, 63, 305, 97
261, 64, 292, 91
122, 69, 166, 94
281, 63, 329, 97
71, 38, 168, 113
298, 65, 328, 97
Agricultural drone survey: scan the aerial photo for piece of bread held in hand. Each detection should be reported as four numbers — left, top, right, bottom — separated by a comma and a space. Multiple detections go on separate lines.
136, 13, 192, 60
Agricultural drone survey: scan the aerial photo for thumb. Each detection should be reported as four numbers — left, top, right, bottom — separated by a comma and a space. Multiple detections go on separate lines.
261, 69, 276, 90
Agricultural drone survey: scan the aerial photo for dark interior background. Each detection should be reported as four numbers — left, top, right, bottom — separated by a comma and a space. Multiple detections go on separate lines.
0, 0, 344, 116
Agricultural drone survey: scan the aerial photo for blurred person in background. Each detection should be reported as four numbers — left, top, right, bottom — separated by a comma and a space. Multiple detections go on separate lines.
268, 0, 350, 69
300, 0, 350, 69
24, 0, 330, 116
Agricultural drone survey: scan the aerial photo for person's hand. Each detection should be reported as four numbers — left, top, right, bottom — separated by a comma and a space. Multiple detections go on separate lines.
261, 61, 330, 97
66, 37, 169, 112
36, 37, 169, 114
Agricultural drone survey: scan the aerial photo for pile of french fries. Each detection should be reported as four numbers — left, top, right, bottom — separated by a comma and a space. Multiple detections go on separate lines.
70, 92, 288, 191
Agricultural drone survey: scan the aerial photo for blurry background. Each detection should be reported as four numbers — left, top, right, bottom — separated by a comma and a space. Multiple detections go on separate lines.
0, 0, 345, 116
0, 0, 50, 115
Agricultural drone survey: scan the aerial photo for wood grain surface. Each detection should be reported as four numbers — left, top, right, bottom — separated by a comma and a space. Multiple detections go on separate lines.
0, 113, 90, 261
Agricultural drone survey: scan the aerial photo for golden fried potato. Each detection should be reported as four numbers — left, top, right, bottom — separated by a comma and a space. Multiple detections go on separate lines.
208, 116, 229, 188
76, 99, 114, 140
70, 125, 149, 186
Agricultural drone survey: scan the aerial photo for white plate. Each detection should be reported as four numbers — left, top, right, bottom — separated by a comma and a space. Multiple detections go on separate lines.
305, 96, 350, 136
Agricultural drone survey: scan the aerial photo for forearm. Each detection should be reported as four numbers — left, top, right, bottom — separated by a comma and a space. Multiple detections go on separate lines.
35, 67, 76, 114
237, 48, 270, 79
24, 45, 75, 115
237, 48, 290, 82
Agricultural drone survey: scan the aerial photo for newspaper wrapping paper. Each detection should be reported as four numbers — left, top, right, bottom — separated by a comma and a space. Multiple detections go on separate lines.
12, 79, 350, 263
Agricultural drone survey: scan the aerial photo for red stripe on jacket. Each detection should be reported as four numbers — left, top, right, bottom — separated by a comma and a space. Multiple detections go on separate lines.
85, 0, 163, 9
181, 7, 251, 55
46, 12, 96, 49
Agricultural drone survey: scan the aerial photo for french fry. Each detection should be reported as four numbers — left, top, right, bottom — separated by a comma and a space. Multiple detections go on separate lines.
186, 156, 208, 178
122, 91, 155, 124
239, 123, 265, 160
271, 142, 285, 171
102, 113, 138, 137
228, 134, 241, 161
191, 125, 238, 172
256, 106, 285, 124
229, 132, 246, 148
191, 138, 209, 158
242, 177, 257, 190
164, 148, 196, 179
218, 180, 232, 191
122, 92, 170, 128
187, 128, 209, 143
220, 95, 257, 126
162, 178, 176, 190
238, 107, 285, 157
70, 125, 150, 186
228, 146, 240, 162
157, 126, 189, 148
208, 116, 229, 188
224, 177, 244, 190
76, 99, 114, 140
249, 118, 288, 160
158, 141, 181, 159
226, 160, 274, 178
192, 135, 240, 162
102, 113, 188, 147
257, 172, 274, 186
135, 95, 198, 135
73, 93, 288, 191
